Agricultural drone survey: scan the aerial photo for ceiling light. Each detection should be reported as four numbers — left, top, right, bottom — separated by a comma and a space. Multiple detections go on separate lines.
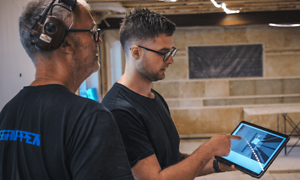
159, 0, 177, 2
269, 23, 300, 27
221, 3, 240, 14
210, 0, 240, 14
211, 0, 222, 8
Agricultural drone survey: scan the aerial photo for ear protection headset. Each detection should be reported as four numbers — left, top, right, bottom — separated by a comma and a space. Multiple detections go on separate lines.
30, 0, 77, 51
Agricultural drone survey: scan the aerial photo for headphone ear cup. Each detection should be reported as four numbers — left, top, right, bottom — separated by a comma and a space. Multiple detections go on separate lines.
32, 16, 68, 51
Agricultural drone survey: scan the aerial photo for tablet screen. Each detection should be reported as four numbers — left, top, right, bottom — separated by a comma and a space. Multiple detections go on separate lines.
216, 121, 289, 178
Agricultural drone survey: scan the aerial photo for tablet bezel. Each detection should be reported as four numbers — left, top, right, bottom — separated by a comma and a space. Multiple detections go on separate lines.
215, 120, 290, 179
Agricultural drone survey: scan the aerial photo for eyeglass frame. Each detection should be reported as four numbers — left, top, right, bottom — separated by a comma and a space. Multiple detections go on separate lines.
67, 28, 101, 42
131, 45, 178, 62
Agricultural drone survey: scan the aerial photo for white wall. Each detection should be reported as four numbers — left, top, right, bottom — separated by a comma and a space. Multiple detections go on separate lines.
0, 0, 35, 110
103, 30, 123, 89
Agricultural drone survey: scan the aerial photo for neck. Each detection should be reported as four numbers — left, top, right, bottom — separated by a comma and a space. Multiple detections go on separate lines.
30, 76, 80, 93
31, 59, 83, 93
118, 72, 154, 99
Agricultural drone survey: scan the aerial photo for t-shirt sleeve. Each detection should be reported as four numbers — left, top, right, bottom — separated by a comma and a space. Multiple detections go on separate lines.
112, 110, 155, 168
67, 111, 134, 180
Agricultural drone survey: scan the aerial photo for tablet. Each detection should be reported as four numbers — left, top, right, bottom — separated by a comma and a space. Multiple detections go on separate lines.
215, 120, 290, 179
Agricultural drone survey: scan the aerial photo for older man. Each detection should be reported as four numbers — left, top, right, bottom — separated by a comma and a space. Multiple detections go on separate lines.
0, 0, 133, 179
102, 7, 241, 180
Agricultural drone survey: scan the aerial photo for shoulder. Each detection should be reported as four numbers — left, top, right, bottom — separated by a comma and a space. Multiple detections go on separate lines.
47, 85, 113, 121
102, 83, 136, 112
102, 83, 121, 107
72, 95, 112, 118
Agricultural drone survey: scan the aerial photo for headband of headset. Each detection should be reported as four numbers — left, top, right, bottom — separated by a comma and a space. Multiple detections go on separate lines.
30, 0, 77, 51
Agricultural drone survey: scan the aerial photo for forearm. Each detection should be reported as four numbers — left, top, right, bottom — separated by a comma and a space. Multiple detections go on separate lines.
157, 133, 238, 179
197, 158, 215, 176
197, 157, 238, 176
179, 150, 215, 176
132, 134, 238, 180
158, 142, 215, 180
179, 152, 215, 177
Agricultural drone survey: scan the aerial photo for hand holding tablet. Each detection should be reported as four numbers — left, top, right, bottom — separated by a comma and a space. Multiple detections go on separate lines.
215, 121, 289, 178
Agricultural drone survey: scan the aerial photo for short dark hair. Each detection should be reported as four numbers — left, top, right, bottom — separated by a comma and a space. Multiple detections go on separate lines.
119, 7, 176, 53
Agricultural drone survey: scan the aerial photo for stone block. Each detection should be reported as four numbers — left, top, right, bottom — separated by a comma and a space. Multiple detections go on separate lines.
165, 57, 188, 80
173, 31, 186, 50
179, 99, 203, 108
178, 81, 205, 98
224, 27, 248, 43
185, 27, 226, 45
184, 29, 206, 45
283, 97, 300, 103
170, 108, 243, 134
265, 54, 300, 77
246, 26, 284, 50
201, 28, 225, 44
283, 79, 300, 94
165, 99, 179, 108
165, 99, 203, 108
229, 80, 255, 96
244, 112, 300, 134
226, 98, 255, 105
152, 82, 179, 98
280, 28, 300, 49
256, 97, 283, 104
243, 114, 278, 132
203, 99, 226, 106
255, 79, 282, 95
205, 81, 229, 97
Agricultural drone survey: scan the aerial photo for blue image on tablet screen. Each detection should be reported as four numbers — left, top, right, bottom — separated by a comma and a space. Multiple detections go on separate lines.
223, 123, 286, 174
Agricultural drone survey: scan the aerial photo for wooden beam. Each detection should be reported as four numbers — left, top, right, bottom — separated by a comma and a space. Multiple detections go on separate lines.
88, 0, 300, 16
88, 0, 300, 2
98, 10, 300, 29
169, 10, 300, 26
120, 1, 300, 10
87, 0, 160, 2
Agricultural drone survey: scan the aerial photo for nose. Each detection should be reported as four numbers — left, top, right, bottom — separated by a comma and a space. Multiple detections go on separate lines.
165, 55, 174, 64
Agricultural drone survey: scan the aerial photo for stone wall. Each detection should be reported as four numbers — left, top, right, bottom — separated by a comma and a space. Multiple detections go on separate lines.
152, 25, 300, 135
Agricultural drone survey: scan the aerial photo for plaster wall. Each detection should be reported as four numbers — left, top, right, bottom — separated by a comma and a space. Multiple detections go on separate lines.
0, 0, 35, 111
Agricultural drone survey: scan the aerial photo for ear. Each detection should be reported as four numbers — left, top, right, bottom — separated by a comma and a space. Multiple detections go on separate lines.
59, 36, 75, 55
130, 45, 141, 60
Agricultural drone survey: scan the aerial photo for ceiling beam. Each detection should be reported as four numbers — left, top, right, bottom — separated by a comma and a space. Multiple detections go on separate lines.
98, 10, 300, 29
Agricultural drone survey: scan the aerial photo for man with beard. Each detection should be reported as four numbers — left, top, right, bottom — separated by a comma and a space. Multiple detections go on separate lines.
102, 7, 241, 180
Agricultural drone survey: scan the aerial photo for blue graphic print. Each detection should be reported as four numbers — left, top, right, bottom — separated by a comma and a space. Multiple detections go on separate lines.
0, 130, 40, 146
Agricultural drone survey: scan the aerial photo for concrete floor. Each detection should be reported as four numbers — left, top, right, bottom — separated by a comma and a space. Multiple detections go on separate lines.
179, 137, 300, 180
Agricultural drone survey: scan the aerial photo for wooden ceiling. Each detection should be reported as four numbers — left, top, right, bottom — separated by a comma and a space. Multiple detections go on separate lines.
86, 0, 300, 29
88, 0, 300, 15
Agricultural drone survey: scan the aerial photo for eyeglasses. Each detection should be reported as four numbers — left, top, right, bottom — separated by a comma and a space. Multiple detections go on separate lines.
135, 45, 178, 62
68, 27, 101, 42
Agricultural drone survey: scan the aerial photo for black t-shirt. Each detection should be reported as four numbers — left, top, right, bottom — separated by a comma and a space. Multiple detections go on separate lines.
0, 84, 134, 180
102, 83, 180, 169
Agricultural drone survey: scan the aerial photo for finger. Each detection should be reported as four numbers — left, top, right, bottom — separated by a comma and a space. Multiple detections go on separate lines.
220, 163, 236, 172
228, 135, 242, 140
